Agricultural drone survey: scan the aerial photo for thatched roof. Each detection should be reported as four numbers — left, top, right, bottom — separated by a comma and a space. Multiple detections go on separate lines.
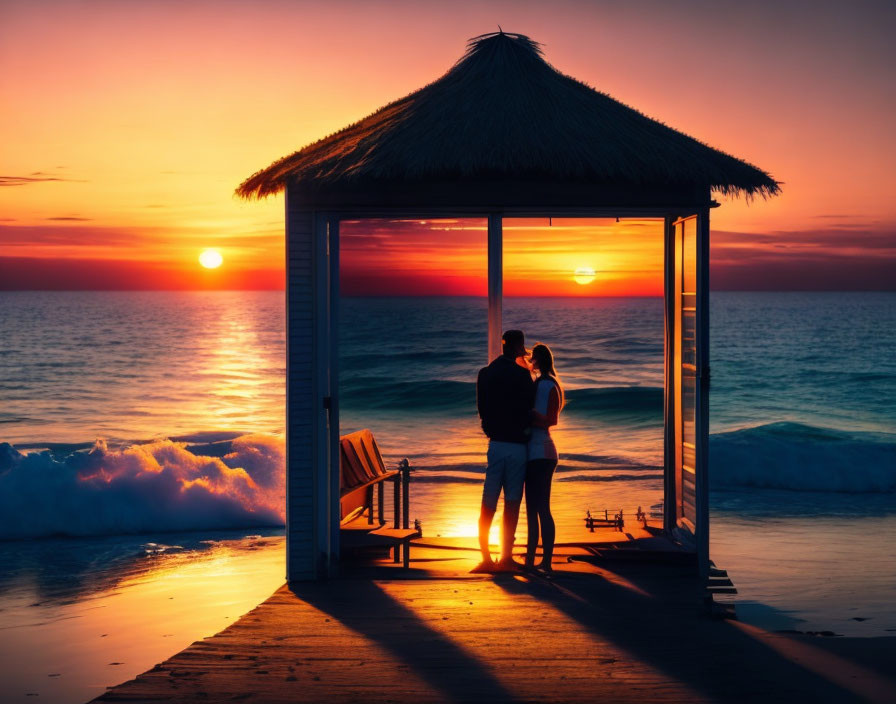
237, 32, 779, 201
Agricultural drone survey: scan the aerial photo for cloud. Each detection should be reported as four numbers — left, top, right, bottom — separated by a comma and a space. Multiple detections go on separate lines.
712, 256, 896, 291
0, 224, 144, 249
46, 216, 92, 221
713, 226, 896, 258
0, 175, 68, 186
0, 223, 283, 259
0, 172, 85, 186
0, 256, 283, 290
710, 225, 896, 290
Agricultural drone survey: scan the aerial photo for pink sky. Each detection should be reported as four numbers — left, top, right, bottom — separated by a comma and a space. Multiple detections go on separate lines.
1, 0, 894, 292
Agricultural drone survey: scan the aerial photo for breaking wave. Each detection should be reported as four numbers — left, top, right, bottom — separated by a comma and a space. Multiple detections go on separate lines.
341, 378, 662, 422
710, 422, 896, 493
4, 420, 892, 540
0, 434, 285, 540
563, 386, 663, 421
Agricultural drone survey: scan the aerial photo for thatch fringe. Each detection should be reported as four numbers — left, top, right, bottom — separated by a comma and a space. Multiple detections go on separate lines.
237, 32, 779, 200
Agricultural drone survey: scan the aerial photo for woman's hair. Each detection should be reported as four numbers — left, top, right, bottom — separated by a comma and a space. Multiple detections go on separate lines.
531, 343, 564, 409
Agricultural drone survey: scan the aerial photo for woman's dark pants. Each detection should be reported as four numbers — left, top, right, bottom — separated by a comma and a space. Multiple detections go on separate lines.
525, 458, 557, 566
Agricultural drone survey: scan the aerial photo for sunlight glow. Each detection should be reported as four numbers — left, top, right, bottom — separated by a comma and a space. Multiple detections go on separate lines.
573, 267, 596, 285
1, 4, 891, 292
199, 249, 223, 269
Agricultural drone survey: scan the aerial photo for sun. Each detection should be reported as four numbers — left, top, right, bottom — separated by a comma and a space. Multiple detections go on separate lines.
573, 267, 596, 285
199, 249, 223, 269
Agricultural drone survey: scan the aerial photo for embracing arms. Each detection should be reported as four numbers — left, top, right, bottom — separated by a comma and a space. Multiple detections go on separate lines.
530, 384, 560, 429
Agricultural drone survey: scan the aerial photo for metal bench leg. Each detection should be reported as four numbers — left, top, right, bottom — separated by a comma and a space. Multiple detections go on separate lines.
393, 544, 400, 563
377, 482, 385, 525
402, 468, 409, 530
403, 540, 410, 569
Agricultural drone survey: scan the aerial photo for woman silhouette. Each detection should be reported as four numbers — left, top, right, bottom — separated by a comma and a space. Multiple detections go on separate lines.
525, 343, 564, 575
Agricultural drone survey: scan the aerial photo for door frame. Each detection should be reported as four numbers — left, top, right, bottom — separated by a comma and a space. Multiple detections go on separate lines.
663, 211, 710, 577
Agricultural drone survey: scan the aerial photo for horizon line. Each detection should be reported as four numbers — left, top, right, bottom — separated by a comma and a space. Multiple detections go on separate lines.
1, 289, 894, 295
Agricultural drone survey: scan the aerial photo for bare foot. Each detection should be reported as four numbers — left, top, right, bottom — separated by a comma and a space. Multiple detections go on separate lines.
470, 560, 498, 574
495, 557, 523, 572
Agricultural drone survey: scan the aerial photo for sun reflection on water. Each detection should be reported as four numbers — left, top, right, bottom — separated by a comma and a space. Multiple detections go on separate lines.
0, 533, 285, 703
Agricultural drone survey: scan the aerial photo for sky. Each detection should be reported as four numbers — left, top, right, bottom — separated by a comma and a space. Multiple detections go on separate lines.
1, 0, 894, 294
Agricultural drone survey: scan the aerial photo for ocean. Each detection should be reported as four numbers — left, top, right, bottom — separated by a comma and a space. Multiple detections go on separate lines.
1, 291, 895, 701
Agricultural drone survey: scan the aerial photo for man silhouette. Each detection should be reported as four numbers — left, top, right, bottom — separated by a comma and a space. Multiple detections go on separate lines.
473, 329, 535, 572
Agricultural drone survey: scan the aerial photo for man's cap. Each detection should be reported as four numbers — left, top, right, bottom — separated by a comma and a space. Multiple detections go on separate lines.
502, 329, 525, 348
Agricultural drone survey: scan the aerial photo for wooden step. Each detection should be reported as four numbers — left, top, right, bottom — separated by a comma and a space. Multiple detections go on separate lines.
708, 576, 735, 588
342, 525, 418, 545
370, 527, 420, 540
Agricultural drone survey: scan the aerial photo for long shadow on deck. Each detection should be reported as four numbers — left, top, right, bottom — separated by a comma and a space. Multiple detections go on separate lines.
491, 563, 880, 703
290, 579, 516, 702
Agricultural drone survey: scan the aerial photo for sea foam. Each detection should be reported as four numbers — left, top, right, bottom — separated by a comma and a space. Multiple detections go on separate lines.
0, 435, 285, 539
3, 420, 893, 540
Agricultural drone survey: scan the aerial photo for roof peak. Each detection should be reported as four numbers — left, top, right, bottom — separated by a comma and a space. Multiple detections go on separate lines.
462, 30, 544, 59
236, 31, 779, 201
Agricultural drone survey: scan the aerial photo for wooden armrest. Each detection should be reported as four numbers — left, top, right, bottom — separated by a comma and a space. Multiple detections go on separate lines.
340, 469, 400, 497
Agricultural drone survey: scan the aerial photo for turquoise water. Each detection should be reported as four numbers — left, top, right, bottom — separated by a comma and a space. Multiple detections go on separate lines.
340, 293, 896, 493
1, 291, 894, 643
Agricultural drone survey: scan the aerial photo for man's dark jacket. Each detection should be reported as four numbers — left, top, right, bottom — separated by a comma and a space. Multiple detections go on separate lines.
476, 354, 536, 444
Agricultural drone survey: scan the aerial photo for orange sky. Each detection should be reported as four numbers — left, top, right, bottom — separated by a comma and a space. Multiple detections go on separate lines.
341, 219, 664, 297
1, 0, 894, 293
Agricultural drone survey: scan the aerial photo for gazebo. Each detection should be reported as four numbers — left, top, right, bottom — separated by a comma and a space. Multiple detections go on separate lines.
237, 32, 779, 583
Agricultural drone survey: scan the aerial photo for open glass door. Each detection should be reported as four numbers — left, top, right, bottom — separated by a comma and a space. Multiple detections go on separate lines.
669, 214, 709, 576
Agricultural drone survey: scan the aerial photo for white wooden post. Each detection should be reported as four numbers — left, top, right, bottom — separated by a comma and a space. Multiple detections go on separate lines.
487, 214, 503, 362
311, 212, 338, 579
327, 216, 341, 574
284, 190, 316, 581
283, 195, 337, 582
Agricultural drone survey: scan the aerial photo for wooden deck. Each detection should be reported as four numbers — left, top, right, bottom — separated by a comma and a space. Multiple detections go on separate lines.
95, 533, 896, 703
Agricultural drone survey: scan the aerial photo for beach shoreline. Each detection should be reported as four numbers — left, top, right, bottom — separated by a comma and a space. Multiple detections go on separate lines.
0, 533, 285, 704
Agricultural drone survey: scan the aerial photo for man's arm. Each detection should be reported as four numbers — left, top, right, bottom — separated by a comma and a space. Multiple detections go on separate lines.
525, 373, 536, 407
514, 369, 536, 433
476, 367, 490, 435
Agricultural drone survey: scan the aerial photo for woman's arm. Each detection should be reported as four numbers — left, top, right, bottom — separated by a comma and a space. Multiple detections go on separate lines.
530, 385, 560, 429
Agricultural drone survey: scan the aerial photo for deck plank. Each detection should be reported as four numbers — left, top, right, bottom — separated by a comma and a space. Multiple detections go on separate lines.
94, 539, 896, 703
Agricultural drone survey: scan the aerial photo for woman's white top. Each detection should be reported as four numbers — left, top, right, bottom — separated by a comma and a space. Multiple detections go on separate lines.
527, 378, 559, 462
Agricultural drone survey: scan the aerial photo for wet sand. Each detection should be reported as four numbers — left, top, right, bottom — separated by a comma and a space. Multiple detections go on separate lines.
0, 533, 284, 704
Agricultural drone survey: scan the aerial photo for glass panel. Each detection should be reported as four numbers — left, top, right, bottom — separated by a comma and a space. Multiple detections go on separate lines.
675, 217, 698, 525
682, 376, 696, 448
683, 218, 697, 293
682, 297, 697, 368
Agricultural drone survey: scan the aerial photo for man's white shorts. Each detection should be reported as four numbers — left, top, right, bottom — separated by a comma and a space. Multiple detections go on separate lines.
482, 440, 527, 511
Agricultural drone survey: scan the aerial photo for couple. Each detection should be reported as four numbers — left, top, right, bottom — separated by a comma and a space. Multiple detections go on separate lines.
474, 329, 564, 576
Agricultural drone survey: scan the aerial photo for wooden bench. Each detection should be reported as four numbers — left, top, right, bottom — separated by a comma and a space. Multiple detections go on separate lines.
340, 429, 419, 568
584, 508, 625, 532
